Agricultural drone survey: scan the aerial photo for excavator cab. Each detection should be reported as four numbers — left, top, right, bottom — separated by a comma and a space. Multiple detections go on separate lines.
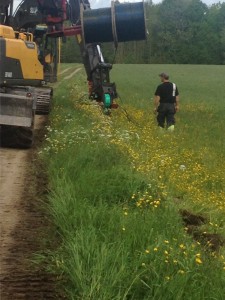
33, 25, 59, 83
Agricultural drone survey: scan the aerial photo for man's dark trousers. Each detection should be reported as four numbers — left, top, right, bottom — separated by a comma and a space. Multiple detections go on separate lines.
157, 103, 176, 128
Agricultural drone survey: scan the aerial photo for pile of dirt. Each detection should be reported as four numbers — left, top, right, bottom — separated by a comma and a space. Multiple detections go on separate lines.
180, 209, 225, 251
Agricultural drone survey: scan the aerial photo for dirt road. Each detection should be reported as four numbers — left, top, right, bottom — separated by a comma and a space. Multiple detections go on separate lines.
0, 116, 57, 299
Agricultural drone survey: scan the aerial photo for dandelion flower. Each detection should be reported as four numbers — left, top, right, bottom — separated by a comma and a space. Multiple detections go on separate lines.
195, 257, 203, 264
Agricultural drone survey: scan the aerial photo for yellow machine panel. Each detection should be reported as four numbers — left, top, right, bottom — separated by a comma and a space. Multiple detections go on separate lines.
0, 25, 15, 39
5, 38, 44, 80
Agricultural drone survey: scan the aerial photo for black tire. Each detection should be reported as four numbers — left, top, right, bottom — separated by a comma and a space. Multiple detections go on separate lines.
0, 125, 34, 149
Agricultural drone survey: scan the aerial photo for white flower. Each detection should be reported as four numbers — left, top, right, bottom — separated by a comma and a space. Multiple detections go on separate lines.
179, 165, 186, 171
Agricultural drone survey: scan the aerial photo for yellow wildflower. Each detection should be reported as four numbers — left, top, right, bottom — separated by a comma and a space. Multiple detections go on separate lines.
195, 257, 203, 264
165, 276, 170, 280
173, 260, 178, 264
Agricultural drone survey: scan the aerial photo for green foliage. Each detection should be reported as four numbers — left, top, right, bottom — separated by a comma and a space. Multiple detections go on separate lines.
61, 36, 82, 63
145, 0, 225, 64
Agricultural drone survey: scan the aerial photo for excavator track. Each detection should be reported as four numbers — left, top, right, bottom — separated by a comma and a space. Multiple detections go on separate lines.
35, 87, 53, 115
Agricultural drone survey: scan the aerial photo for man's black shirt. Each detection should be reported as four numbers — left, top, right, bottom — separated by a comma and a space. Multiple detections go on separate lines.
155, 82, 179, 103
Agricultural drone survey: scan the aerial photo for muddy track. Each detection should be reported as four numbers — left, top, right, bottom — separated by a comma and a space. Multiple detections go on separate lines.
0, 116, 59, 299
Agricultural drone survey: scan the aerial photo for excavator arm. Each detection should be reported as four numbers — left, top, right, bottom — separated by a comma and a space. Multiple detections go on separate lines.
35, 0, 119, 112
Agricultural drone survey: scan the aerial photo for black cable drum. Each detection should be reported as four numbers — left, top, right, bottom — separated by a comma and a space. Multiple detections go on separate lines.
82, 8, 114, 44
82, 2, 146, 45
115, 2, 146, 42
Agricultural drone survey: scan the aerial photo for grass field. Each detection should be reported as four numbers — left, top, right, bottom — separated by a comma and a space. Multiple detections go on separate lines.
38, 64, 225, 299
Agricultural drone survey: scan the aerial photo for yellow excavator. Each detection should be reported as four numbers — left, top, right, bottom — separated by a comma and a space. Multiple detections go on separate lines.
0, 0, 146, 148
0, 23, 53, 147
0, 0, 54, 148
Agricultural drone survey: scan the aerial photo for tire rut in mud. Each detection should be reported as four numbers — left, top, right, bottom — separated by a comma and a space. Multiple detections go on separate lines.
0, 116, 61, 299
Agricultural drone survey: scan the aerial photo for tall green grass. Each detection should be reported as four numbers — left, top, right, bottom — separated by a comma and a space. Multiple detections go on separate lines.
39, 64, 225, 299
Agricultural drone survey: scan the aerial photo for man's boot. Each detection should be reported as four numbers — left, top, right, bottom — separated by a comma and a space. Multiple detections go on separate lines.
167, 125, 175, 131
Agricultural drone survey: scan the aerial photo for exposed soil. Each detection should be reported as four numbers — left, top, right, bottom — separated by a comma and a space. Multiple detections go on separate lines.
0, 116, 58, 299
179, 209, 225, 252
179, 209, 207, 226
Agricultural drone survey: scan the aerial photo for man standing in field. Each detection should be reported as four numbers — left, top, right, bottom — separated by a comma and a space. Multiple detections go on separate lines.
154, 72, 179, 131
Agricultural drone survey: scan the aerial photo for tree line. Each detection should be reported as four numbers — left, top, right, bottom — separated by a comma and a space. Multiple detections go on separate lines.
61, 0, 225, 65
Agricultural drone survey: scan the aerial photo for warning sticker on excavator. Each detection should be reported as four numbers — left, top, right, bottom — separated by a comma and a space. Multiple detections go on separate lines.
5, 72, 12, 78
25, 42, 35, 49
